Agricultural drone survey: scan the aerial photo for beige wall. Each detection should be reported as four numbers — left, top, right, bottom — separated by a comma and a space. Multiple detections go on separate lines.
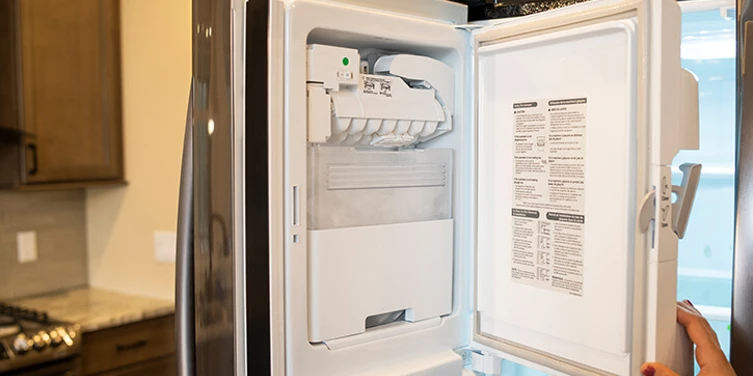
86, 0, 191, 301
0, 191, 88, 300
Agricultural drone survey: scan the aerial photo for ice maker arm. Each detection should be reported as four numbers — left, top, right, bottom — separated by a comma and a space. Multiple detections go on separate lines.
373, 54, 455, 111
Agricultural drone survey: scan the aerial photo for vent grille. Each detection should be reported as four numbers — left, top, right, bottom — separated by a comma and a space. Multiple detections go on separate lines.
326, 163, 447, 190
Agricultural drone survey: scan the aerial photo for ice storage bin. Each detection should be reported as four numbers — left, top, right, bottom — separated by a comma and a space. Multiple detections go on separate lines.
306, 145, 455, 343
307, 146, 453, 230
308, 218, 454, 343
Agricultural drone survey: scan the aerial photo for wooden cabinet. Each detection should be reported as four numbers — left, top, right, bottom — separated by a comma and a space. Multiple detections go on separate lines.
0, 2, 20, 133
0, 0, 124, 188
99, 356, 176, 376
82, 315, 176, 376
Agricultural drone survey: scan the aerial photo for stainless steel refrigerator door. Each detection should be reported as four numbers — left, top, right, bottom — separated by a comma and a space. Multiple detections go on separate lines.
188, 0, 271, 375
733, 0, 753, 372
192, 0, 238, 374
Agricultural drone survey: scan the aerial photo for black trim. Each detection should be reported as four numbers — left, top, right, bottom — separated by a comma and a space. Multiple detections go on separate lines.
732, 0, 753, 372
245, 1, 271, 375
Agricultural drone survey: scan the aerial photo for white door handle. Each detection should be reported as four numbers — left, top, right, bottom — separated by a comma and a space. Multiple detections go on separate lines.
672, 163, 702, 239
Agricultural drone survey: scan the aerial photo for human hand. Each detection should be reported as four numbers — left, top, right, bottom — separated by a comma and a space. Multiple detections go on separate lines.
640, 300, 736, 376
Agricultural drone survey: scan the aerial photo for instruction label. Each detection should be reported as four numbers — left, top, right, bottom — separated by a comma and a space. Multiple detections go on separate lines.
510, 98, 587, 297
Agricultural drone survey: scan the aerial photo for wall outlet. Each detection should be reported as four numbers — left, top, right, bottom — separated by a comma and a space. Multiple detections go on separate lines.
154, 231, 177, 263
16, 231, 38, 263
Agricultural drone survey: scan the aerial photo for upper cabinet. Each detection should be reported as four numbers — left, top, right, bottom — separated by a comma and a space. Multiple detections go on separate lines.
0, 0, 124, 189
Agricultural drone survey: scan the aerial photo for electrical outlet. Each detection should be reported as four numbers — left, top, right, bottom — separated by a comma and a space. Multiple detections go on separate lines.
154, 231, 177, 263
16, 231, 38, 263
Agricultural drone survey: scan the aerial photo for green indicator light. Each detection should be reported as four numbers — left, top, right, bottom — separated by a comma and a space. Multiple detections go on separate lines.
342, 57, 349, 66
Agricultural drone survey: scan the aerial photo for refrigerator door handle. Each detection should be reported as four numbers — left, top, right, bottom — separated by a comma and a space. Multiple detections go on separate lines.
176, 83, 195, 376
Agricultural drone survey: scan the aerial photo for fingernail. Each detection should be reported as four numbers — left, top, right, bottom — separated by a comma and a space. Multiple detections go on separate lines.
642, 366, 656, 376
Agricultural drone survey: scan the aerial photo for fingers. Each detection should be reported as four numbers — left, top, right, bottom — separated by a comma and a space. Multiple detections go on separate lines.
675, 301, 727, 369
678, 300, 702, 316
641, 363, 680, 376
676, 303, 720, 350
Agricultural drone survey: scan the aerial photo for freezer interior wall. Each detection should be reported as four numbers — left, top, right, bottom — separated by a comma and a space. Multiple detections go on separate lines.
284, 1, 474, 374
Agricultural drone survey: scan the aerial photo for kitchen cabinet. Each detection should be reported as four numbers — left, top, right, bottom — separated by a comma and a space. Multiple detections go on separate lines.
0, 0, 124, 189
99, 356, 176, 376
82, 314, 175, 376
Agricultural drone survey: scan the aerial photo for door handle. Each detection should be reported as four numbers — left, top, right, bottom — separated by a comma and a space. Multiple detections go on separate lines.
27, 143, 38, 175
115, 339, 148, 352
638, 163, 702, 239
672, 163, 702, 239
175, 83, 195, 376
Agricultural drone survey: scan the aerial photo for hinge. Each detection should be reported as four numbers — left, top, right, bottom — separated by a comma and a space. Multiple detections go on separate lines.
456, 348, 502, 376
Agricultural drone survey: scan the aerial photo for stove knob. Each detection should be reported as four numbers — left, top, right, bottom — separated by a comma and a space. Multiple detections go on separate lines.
33, 331, 50, 351
49, 330, 62, 347
32, 334, 45, 351
12, 334, 31, 354
55, 327, 73, 347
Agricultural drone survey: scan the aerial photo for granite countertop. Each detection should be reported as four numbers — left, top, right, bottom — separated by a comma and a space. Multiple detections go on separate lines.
10, 287, 175, 333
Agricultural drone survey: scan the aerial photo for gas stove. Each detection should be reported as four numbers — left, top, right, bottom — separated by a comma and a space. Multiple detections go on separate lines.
0, 302, 81, 375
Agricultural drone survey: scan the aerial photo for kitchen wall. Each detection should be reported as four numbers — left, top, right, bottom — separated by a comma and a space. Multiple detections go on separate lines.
86, 0, 191, 301
0, 191, 88, 300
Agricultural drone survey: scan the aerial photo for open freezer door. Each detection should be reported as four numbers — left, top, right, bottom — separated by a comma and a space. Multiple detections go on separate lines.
472, 0, 701, 374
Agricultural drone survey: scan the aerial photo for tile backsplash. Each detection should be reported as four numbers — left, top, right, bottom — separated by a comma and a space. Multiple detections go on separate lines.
0, 190, 88, 300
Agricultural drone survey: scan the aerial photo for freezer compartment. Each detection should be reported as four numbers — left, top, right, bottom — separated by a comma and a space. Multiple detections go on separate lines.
307, 146, 453, 230
307, 219, 454, 343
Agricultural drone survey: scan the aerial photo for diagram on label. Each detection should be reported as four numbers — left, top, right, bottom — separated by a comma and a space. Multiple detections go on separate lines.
510, 97, 587, 297
537, 251, 551, 265
537, 267, 551, 281
538, 221, 551, 236
362, 76, 393, 97
537, 136, 546, 152
538, 236, 551, 250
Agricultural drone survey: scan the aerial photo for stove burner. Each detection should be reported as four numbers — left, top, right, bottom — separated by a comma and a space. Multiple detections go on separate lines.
0, 302, 81, 374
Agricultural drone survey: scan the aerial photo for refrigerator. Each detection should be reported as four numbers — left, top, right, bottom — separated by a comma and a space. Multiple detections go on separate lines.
175, 0, 705, 374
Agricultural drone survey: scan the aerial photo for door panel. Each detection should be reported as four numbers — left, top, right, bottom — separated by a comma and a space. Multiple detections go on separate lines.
191, 0, 236, 373
477, 19, 636, 374
473, 0, 696, 374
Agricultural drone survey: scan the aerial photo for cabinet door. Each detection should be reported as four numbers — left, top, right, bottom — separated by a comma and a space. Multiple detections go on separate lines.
99, 356, 176, 376
81, 316, 175, 375
0, 1, 22, 187
0, 1, 20, 132
19, 0, 123, 184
